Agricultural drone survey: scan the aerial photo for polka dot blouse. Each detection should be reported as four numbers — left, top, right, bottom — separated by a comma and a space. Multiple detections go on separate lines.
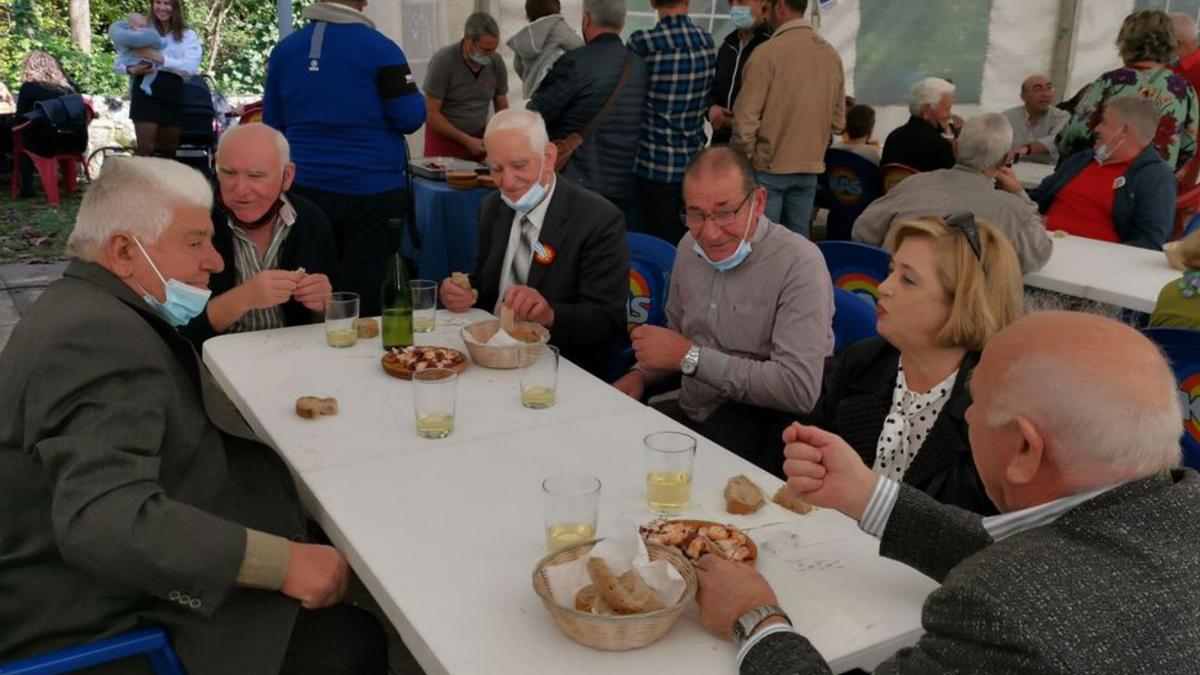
872, 360, 958, 481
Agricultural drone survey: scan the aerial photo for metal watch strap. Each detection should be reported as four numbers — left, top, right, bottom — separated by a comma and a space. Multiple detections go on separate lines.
732, 604, 791, 644
680, 345, 701, 376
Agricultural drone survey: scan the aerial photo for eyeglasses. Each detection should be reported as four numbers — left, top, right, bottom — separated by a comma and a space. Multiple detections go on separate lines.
945, 211, 982, 261
680, 191, 755, 229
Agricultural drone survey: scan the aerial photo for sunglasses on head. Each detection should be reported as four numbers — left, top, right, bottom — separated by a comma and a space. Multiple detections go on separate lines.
945, 211, 982, 262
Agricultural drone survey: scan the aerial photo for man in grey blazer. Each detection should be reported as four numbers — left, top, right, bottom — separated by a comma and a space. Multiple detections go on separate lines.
0, 157, 385, 674
695, 311, 1200, 674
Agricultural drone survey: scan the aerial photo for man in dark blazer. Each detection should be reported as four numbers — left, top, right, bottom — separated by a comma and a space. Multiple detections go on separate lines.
183, 123, 340, 345
695, 311, 1200, 674
440, 108, 629, 377
0, 157, 384, 674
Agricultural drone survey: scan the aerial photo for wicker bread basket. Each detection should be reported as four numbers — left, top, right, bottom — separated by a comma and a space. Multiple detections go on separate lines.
461, 320, 550, 369
531, 539, 698, 651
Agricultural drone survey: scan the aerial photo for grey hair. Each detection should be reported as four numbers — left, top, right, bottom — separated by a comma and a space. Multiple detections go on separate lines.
985, 353, 1182, 478
484, 108, 550, 153
464, 11, 500, 40
216, 122, 291, 172
1105, 96, 1161, 144
584, 0, 626, 30
1169, 11, 1197, 44
956, 113, 1014, 172
67, 157, 212, 261
908, 77, 956, 117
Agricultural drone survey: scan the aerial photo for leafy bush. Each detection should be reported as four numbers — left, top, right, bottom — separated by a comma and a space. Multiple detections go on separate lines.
1, 0, 305, 98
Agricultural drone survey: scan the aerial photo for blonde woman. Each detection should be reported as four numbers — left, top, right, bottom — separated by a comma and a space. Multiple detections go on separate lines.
805, 213, 1024, 514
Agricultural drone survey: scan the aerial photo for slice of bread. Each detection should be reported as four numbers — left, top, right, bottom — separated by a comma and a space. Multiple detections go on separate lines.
586, 558, 664, 615
724, 475, 765, 515
295, 396, 338, 419
772, 486, 814, 515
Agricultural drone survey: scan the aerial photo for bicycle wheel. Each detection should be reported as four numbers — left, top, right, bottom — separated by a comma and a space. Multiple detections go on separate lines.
85, 145, 133, 182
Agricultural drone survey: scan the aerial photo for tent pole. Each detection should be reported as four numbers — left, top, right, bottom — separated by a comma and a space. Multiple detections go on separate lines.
1050, 0, 1080, 100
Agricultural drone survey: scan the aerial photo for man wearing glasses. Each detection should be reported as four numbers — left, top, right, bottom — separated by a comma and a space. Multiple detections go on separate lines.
1002, 74, 1070, 165
612, 146, 834, 474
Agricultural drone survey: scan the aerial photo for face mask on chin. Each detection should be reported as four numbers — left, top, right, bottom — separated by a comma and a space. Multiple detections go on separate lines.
217, 183, 287, 231
730, 6, 756, 30
131, 237, 212, 327
470, 49, 491, 67
692, 199, 756, 272
1094, 134, 1125, 165
500, 154, 550, 214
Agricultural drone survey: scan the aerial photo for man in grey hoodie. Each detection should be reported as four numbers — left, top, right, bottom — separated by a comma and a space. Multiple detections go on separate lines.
507, 0, 584, 98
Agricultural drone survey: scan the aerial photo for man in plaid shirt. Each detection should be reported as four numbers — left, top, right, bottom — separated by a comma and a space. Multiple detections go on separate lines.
628, 0, 717, 244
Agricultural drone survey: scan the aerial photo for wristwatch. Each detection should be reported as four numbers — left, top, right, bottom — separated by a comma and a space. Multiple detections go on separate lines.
732, 604, 792, 644
679, 344, 701, 376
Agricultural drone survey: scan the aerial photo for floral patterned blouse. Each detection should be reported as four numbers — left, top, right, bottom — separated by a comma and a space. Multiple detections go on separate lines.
1056, 65, 1199, 172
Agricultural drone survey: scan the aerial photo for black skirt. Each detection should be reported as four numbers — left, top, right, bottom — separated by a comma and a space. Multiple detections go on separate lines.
129, 71, 185, 127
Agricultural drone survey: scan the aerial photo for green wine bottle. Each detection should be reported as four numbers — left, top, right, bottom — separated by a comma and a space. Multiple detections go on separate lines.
380, 246, 413, 351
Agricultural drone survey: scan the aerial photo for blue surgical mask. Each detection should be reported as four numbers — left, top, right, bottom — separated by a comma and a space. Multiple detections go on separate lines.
471, 51, 492, 67
501, 155, 550, 214
132, 238, 212, 327
693, 203, 756, 271
1094, 135, 1124, 165
730, 6, 756, 30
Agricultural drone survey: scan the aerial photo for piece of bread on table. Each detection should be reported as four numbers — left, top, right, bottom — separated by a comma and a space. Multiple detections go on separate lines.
295, 396, 338, 419
772, 485, 814, 515
354, 317, 379, 339
585, 558, 664, 615
725, 475, 765, 514
573, 584, 612, 614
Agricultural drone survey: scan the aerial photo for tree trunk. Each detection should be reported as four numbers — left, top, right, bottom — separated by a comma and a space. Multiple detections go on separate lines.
205, 0, 232, 74
69, 0, 92, 54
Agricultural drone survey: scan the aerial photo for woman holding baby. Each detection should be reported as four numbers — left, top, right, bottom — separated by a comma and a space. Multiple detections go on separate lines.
112, 0, 202, 157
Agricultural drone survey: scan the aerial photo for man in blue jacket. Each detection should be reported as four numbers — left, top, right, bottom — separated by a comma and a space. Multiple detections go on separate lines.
264, 0, 426, 315
1031, 96, 1176, 250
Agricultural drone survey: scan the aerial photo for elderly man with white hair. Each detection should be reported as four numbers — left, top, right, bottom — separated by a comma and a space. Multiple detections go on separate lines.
881, 77, 958, 173
694, 311, 1200, 673
1031, 95, 1177, 249
0, 157, 387, 673
853, 113, 1052, 272
182, 122, 340, 345
439, 108, 629, 377
1169, 12, 1200, 102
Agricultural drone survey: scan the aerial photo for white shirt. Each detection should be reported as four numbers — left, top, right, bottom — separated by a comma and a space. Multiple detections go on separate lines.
496, 175, 557, 309
159, 29, 202, 76
873, 361, 958, 481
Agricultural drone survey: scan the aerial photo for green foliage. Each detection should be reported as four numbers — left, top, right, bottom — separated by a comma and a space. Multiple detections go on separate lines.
0, 0, 306, 97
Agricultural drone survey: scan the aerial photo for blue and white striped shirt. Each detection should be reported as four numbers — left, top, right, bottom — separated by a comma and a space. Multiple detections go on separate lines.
627, 14, 717, 184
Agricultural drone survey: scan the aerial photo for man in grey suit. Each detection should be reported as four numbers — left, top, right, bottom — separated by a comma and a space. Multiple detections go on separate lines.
0, 157, 385, 674
695, 311, 1200, 674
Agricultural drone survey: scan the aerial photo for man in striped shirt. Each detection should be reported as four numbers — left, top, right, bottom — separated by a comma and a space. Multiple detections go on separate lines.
692, 311, 1199, 673
628, 0, 717, 245
183, 123, 341, 344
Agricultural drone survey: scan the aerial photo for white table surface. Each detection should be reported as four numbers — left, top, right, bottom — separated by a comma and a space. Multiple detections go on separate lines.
203, 311, 937, 674
1014, 161, 1053, 189
1023, 234, 1176, 313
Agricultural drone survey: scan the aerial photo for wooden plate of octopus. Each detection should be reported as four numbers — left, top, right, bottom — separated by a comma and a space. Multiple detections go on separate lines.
381, 346, 469, 380
639, 519, 757, 566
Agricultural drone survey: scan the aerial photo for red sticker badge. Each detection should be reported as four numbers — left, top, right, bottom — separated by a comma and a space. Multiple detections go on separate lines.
533, 242, 556, 265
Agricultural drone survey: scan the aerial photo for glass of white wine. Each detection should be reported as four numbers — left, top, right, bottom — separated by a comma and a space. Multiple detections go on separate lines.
644, 431, 696, 514
410, 279, 438, 333
542, 472, 601, 552
412, 368, 457, 439
518, 344, 559, 409
324, 292, 360, 348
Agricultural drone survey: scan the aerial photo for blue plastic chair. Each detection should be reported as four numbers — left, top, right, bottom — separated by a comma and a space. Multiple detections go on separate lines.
832, 288, 879, 351
0, 627, 185, 675
1143, 328, 1200, 470
818, 148, 883, 241
816, 240, 891, 306
606, 232, 677, 382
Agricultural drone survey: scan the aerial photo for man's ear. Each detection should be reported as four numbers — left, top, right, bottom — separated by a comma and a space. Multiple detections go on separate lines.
281, 162, 296, 193
1006, 416, 1045, 485
106, 233, 140, 279
544, 143, 558, 176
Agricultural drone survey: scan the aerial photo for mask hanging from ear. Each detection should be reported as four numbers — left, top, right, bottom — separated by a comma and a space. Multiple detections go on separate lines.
131, 238, 212, 327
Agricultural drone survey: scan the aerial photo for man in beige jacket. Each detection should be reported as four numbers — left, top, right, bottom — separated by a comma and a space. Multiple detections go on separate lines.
732, 0, 845, 238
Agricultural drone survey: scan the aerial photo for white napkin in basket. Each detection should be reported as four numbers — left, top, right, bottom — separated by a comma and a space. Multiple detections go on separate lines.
544, 525, 686, 612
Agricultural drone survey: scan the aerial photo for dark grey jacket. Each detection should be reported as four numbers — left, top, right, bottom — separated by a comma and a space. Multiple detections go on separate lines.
0, 261, 305, 674
528, 33, 647, 201
741, 471, 1200, 674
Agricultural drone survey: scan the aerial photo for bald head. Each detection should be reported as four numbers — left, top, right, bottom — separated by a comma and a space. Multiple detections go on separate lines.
1020, 74, 1055, 114
1170, 12, 1199, 56
971, 312, 1181, 506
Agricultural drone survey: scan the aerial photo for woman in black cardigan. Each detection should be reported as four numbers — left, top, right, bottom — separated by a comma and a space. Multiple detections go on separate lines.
807, 214, 1024, 515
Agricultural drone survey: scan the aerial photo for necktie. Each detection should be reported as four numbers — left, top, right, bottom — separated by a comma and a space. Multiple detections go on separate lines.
511, 216, 536, 286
